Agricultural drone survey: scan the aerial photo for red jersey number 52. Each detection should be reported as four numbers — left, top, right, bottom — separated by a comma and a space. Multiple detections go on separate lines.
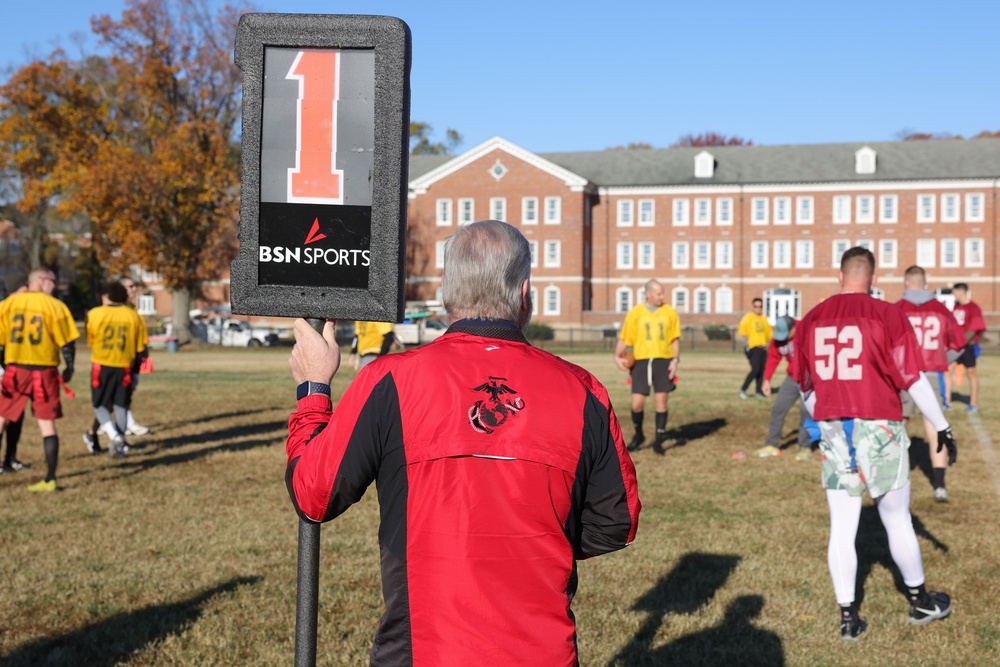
814, 325, 863, 381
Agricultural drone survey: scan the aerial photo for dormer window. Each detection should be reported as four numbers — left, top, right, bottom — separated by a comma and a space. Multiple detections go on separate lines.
694, 151, 715, 178
855, 146, 876, 175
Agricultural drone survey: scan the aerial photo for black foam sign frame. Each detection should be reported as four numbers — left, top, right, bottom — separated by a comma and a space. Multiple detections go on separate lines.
232, 13, 411, 323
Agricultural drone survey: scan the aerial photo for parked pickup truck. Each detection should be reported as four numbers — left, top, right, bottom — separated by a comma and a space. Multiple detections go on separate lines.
394, 318, 448, 346
204, 318, 280, 348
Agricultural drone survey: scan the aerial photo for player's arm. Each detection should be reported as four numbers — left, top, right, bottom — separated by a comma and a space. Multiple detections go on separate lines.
61, 343, 75, 382
906, 373, 957, 464
668, 337, 680, 378
379, 331, 396, 356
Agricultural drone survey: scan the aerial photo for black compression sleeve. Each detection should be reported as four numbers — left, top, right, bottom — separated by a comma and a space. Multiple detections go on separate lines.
379, 333, 395, 356
61, 344, 76, 373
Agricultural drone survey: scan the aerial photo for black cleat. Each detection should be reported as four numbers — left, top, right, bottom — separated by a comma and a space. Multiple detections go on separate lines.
840, 613, 867, 641
652, 441, 666, 456
626, 434, 645, 452
908, 591, 952, 626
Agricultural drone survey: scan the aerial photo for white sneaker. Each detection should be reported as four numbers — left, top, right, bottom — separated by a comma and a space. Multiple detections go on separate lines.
126, 422, 150, 436
933, 487, 949, 503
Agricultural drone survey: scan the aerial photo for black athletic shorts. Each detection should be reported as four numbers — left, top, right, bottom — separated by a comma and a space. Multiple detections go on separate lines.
91, 364, 132, 409
958, 342, 977, 368
630, 358, 676, 395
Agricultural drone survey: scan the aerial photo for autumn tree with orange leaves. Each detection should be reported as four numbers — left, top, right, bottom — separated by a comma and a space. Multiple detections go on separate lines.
0, 0, 248, 342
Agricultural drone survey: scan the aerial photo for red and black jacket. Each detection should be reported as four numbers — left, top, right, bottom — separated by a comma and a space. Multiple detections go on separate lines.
286, 320, 641, 666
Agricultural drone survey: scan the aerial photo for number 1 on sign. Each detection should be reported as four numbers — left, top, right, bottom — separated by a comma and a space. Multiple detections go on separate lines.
286, 50, 344, 204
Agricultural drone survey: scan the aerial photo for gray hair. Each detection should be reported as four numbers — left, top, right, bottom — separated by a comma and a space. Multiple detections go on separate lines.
442, 220, 531, 324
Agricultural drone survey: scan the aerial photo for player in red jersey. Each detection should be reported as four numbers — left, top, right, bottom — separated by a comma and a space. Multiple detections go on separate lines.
951, 283, 986, 412
895, 266, 965, 502
793, 247, 956, 640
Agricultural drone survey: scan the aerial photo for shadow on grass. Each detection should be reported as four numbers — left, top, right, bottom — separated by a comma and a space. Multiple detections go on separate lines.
163, 407, 288, 431
607, 552, 784, 666
58, 421, 288, 486
664, 418, 727, 450
1, 575, 261, 667
855, 505, 949, 608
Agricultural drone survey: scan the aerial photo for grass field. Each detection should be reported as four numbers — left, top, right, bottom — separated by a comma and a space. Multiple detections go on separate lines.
1, 344, 999, 666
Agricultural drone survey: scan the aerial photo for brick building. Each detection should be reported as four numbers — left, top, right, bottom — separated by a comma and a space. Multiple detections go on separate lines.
407, 137, 1000, 327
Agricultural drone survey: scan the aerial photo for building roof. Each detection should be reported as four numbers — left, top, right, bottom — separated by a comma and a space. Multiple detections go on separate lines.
409, 138, 1000, 188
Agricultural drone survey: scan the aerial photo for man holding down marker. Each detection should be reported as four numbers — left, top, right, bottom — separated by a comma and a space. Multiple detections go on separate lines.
794, 247, 956, 641
285, 220, 640, 665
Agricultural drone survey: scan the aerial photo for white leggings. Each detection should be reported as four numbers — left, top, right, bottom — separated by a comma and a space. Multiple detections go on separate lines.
826, 481, 925, 606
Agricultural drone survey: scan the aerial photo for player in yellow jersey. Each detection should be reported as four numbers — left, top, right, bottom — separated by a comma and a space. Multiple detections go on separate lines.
348, 320, 397, 370
0, 270, 28, 473
738, 297, 773, 399
0, 268, 80, 492
119, 277, 150, 436
86, 282, 149, 458
614, 279, 681, 455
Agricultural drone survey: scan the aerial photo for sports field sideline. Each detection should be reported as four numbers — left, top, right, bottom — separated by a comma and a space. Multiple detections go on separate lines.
1, 346, 998, 666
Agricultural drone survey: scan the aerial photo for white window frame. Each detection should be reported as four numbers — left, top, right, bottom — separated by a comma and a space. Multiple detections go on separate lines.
796, 196, 814, 225
965, 238, 985, 268
774, 197, 792, 225
879, 194, 897, 224
672, 198, 690, 226
544, 196, 561, 225
544, 240, 561, 268
715, 240, 733, 269
966, 193, 985, 222
490, 197, 506, 222
716, 197, 733, 226
879, 239, 897, 269
856, 238, 875, 253
941, 193, 960, 223
693, 287, 711, 314
528, 240, 539, 268
617, 199, 634, 226
940, 238, 960, 268
693, 241, 711, 269
795, 239, 814, 269
638, 199, 655, 227
694, 198, 711, 226
672, 287, 689, 313
917, 194, 936, 223
521, 196, 538, 225
773, 240, 791, 269
751, 197, 769, 225
615, 287, 633, 314
715, 286, 734, 314
672, 241, 690, 269
916, 238, 936, 267
833, 195, 851, 224
543, 286, 560, 316
856, 195, 874, 224
458, 198, 475, 225
137, 293, 156, 316
617, 242, 634, 269
638, 241, 655, 270
436, 198, 453, 226
435, 240, 446, 268
832, 240, 851, 267
750, 241, 769, 269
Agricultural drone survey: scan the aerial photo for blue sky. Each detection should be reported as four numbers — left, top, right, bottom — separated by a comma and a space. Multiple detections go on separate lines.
4, 1, 998, 153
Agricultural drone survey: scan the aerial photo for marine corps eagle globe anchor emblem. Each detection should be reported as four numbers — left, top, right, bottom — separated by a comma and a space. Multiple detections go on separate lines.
468, 376, 525, 434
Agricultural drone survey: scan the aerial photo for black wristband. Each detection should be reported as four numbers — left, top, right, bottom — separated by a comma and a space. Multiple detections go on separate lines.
296, 381, 331, 400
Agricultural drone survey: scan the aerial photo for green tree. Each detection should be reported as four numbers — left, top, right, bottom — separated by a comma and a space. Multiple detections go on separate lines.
410, 121, 463, 155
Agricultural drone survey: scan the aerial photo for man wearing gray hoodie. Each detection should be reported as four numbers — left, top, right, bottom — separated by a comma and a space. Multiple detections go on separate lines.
895, 266, 965, 502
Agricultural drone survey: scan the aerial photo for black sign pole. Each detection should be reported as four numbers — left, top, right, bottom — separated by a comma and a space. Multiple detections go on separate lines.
233, 15, 411, 666
295, 320, 324, 667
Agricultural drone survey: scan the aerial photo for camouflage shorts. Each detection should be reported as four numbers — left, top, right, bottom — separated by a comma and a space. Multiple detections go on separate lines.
818, 419, 910, 499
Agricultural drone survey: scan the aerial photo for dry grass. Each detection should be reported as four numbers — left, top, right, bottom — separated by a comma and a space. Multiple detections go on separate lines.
1, 345, 998, 666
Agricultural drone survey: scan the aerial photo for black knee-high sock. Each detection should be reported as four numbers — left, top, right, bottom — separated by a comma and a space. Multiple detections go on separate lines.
43, 435, 58, 482
655, 411, 668, 441
932, 467, 946, 489
4, 417, 22, 465
631, 411, 644, 437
